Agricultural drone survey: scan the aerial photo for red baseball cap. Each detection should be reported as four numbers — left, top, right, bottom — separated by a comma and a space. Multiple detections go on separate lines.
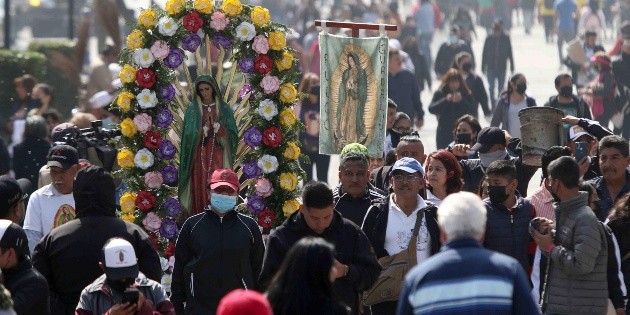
217, 289, 272, 315
209, 169, 239, 192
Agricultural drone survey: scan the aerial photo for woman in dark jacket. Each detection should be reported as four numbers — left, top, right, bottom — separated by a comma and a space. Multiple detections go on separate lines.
490, 73, 537, 138
265, 237, 350, 315
12, 115, 50, 194
402, 36, 432, 93
606, 192, 630, 312
429, 69, 476, 149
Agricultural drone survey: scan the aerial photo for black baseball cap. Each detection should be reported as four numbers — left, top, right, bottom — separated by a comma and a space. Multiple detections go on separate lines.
0, 176, 30, 213
47, 145, 79, 169
0, 220, 30, 258
470, 127, 506, 153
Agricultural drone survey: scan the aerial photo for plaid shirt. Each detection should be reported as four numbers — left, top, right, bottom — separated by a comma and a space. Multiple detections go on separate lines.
526, 185, 555, 221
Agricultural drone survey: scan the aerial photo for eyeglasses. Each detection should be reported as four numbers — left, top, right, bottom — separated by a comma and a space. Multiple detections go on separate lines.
392, 174, 420, 182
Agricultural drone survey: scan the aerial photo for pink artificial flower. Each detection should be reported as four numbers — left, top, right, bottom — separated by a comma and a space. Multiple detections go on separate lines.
210, 12, 229, 31
133, 113, 153, 133
260, 75, 281, 94
142, 212, 163, 232
144, 171, 164, 189
150, 40, 170, 60
255, 178, 273, 197
252, 35, 269, 54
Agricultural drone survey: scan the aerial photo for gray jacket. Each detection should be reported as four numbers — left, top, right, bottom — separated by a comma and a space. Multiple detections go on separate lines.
489, 95, 536, 131
542, 192, 608, 315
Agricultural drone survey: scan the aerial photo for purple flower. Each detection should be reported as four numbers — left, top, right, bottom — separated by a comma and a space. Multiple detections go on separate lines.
239, 84, 252, 98
238, 57, 254, 73
212, 35, 232, 49
156, 108, 174, 128
162, 197, 181, 217
241, 161, 262, 178
158, 140, 176, 160
159, 84, 175, 103
247, 195, 266, 215
160, 219, 179, 239
165, 48, 184, 68
161, 164, 178, 186
244, 127, 262, 147
182, 33, 202, 52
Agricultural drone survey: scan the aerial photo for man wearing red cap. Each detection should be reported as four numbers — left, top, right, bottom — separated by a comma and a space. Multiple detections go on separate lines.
171, 169, 264, 315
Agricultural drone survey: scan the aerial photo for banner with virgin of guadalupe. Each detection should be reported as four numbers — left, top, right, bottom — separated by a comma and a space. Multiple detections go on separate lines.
319, 33, 388, 156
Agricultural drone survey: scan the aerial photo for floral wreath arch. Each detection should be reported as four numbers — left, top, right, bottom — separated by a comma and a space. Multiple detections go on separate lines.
113, 0, 305, 278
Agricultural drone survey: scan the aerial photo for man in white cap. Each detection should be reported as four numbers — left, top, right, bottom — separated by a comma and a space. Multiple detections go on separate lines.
75, 238, 175, 315
89, 91, 120, 129
0, 219, 49, 315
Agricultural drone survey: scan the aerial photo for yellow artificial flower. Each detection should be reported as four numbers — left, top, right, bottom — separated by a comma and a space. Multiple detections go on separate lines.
251, 6, 270, 27
278, 108, 296, 127
275, 51, 294, 71
119, 64, 136, 84
283, 142, 301, 160
120, 118, 138, 138
279, 83, 297, 104
222, 0, 243, 16
279, 172, 298, 191
126, 30, 144, 50
283, 199, 301, 216
194, 0, 213, 14
120, 192, 137, 213
138, 9, 157, 28
166, 0, 186, 16
116, 91, 134, 112
117, 148, 135, 168
268, 31, 286, 50
121, 213, 136, 223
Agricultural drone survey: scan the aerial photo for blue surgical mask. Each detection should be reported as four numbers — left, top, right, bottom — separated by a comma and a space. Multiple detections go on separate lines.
210, 194, 237, 213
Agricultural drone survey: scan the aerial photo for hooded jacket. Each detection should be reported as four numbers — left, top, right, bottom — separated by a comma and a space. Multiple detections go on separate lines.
259, 211, 380, 315
32, 166, 161, 315
4, 258, 50, 315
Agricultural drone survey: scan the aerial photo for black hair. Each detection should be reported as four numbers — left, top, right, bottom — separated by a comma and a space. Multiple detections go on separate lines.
599, 135, 629, 157
398, 133, 423, 145
339, 152, 368, 171
101, 45, 117, 57
385, 149, 397, 166
42, 108, 62, 123
387, 98, 398, 109
548, 156, 580, 188
23, 115, 49, 141
502, 73, 525, 97
451, 114, 481, 137
393, 112, 411, 127
485, 160, 517, 181
554, 73, 573, 88
266, 237, 341, 315
302, 181, 334, 209
541, 146, 572, 179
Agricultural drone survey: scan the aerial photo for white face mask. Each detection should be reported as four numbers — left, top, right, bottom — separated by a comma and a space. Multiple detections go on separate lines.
479, 149, 507, 167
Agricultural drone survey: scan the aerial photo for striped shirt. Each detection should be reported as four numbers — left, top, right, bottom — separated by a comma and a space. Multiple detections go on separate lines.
526, 186, 556, 220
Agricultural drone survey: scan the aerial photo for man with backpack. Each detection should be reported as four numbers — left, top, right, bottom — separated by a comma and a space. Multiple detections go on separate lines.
545, 73, 593, 119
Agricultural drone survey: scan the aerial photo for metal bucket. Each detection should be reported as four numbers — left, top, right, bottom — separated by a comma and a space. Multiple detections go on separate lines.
518, 107, 566, 167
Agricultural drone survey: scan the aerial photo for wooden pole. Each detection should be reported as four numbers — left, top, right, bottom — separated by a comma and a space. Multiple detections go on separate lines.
314, 20, 398, 38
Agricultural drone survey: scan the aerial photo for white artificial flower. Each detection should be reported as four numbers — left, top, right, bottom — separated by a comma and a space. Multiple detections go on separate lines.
161, 274, 172, 292
235, 21, 256, 41
134, 148, 155, 169
258, 99, 278, 121
160, 257, 169, 271
257, 154, 279, 174
137, 89, 158, 109
133, 48, 155, 68
158, 16, 178, 36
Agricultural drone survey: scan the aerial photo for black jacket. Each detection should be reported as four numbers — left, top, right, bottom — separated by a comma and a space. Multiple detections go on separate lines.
333, 183, 386, 227
429, 89, 476, 149
259, 211, 380, 315
613, 52, 630, 91
12, 139, 50, 194
465, 73, 491, 116
370, 165, 393, 193
576, 118, 613, 181
172, 209, 264, 315
482, 33, 514, 75
544, 95, 592, 119
434, 41, 475, 77
361, 199, 441, 259
4, 259, 50, 315
32, 167, 161, 315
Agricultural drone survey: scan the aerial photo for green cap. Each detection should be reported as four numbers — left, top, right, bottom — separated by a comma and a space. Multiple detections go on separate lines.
340, 143, 369, 158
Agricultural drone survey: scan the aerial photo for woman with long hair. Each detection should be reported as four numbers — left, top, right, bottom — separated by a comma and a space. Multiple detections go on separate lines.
607, 192, 630, 309
428, 68, 476, 149
424, 150, 463, 206
490, 73, 537, 138
298, 73, 330, 182
265, 237, 350, 315
448, 114, 482, 159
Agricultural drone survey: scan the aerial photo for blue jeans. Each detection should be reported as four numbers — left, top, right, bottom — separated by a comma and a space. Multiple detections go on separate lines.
418, 32, 433, 70
487, 70, 506, 109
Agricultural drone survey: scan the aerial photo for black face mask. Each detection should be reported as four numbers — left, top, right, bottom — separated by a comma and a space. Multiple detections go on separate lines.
310, 85, 320, 96
107, 277, 135, 293
516, 83, 527, 95
559, 86, 573, 98
455, 133, 471, 144
32, 99, 43, 108
462, 63, 473, 72
488, 185, 509, 204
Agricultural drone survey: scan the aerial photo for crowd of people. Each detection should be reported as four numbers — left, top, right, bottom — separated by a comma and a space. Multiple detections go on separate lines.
0, 0, 630, 314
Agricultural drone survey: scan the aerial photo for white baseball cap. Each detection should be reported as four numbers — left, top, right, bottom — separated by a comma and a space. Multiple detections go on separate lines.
89, 91, 113, 109
102, 238, 139, 280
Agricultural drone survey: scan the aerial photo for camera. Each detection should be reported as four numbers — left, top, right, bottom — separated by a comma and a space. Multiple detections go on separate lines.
54, 120, 121, 172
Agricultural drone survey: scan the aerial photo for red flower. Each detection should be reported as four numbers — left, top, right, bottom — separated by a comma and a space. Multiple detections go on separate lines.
136, 68, 157, 89
164, 242, 176, 257
262, 127, 282, 148
148, 233, 159, 250
254, 55, 273, 74
258, 208, 276, 229
143, 131, 163, 150
183, 11, 204, 32
135, 191, 157, 212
